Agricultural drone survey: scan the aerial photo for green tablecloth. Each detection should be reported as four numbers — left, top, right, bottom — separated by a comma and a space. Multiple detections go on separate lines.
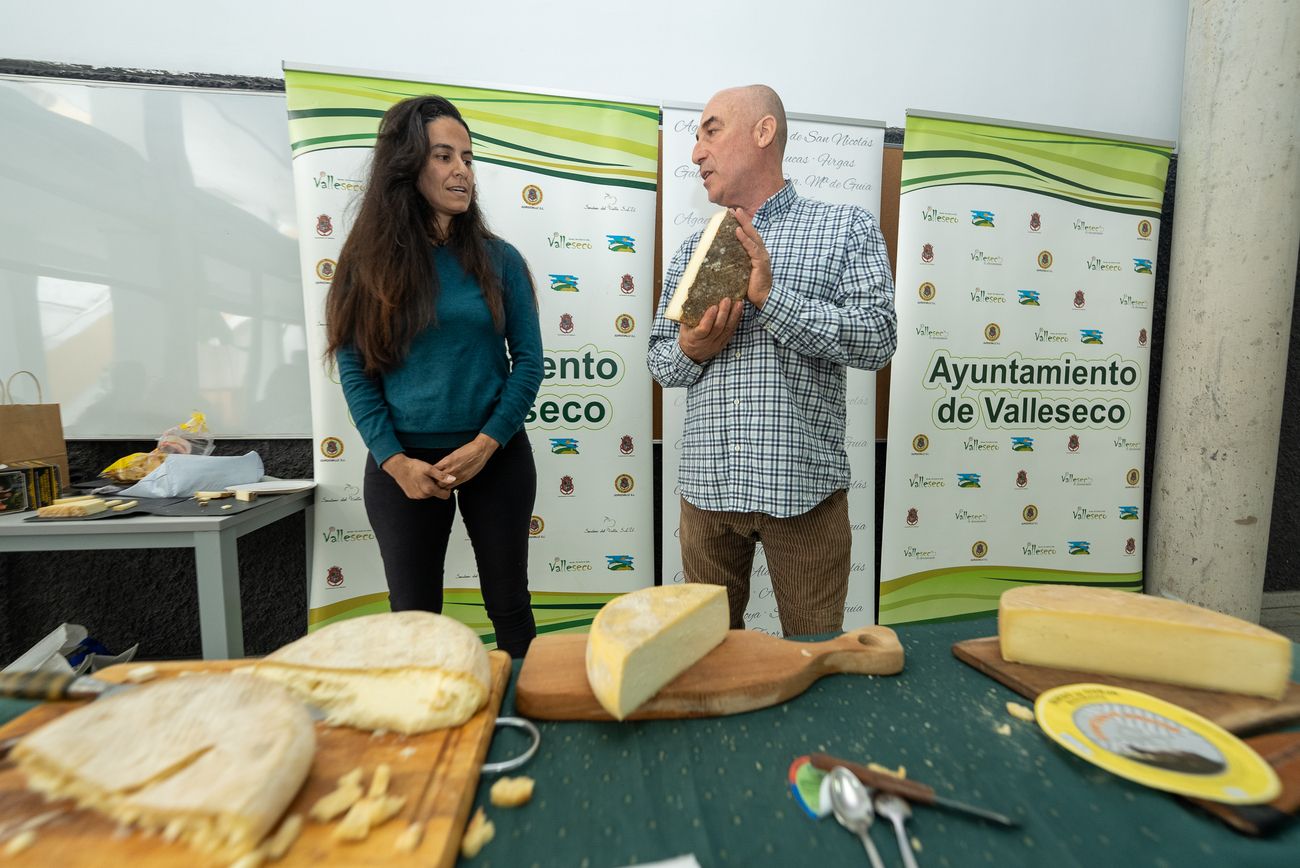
462, 618, 1299, 868
3, 619, 1295, 867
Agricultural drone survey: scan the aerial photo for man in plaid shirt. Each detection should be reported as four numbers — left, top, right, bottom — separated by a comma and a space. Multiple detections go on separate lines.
648, 85, 897, 635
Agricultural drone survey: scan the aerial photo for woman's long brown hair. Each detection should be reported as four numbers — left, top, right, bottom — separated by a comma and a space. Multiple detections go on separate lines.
324, 96, 505, 376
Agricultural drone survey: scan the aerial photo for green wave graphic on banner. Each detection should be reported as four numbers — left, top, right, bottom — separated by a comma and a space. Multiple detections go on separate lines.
879, 566, 1142, 625
901, 115, 1171, 217
284, 69, 657, 191
308, 589, 618, 649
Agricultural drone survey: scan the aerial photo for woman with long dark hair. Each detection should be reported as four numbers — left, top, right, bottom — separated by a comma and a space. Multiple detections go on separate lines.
324, 96, 543, 657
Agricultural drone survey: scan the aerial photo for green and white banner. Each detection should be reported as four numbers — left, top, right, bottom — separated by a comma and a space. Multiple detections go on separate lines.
880, 111, 1172, 625
660, 104, 885, 631
284, 64, 659, 643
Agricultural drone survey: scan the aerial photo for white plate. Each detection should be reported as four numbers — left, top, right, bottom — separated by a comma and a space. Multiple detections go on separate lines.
225, 479, 316, 494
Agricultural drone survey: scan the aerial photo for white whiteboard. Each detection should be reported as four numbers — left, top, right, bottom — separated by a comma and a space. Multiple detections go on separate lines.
0, 75, 311, 438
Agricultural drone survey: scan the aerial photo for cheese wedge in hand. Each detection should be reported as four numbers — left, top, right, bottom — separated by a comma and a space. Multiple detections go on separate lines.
664, 209, 751, 328
247, 611, 491, 734
999, 584, 1292, 699
12, 674, 314, 861
586, 584, 730, 720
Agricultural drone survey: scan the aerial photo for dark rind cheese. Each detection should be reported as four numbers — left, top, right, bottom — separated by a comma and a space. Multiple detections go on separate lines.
666, 210, 751, 328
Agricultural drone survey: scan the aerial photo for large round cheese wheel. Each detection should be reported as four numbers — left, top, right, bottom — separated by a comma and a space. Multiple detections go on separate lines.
249, 611, 492, 734
14, 674, 315, 860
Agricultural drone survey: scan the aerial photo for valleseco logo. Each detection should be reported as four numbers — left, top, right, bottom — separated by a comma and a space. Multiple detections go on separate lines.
316, 214, 333, 237
906, 507, 919, 526
911, 434, 929, 453
1029, 212, 1041, 232
1120, 506, 1140, 520
1134, 258, 1153, 275
559, 475, 575, 496
320, 437, 344, 459
1126, 468, 1141, 487
971, 210, 995, 228
606, 554, 635, 570
619, 435, 634, 455
614, 473, 635, 494
522, 184, 543, 207
529, 515, 545, 537
918, 282, 937, 302
1018, 290, 1040, 306
1073, 290, 1086, 309
984, 322, 1002, 342
606, 235, 636, 253
1022, 504, 1039, 523
957, 473, 982, 489
620, 274, 636, 295
559, 313, 575, 335
1069, 540, 1091, 556
1037, 250, 1054, 270
971, 540, 989, 559
1068, 434, 1081, 453
1139, 328, 1149, 347
1137, 219, 1153, 238
316, 259, 337, 281
1016, 470, 1029, 489
325, 565, 344, 588
549, 438, 579, 454
1011, 436, 1034, 452
921, 243, 934, 263
1080, 329, 1104, 345
549, 273, 580, 292
614, 314, 635, 335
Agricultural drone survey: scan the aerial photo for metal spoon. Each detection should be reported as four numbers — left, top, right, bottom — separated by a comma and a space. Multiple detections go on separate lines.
875, 792, 920, 868
828, 766, 886, 868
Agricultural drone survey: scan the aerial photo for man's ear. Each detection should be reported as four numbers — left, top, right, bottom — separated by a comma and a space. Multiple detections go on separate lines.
754, 114, 777, 149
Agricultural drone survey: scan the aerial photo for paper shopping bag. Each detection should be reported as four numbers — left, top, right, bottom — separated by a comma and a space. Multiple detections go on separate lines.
0, 371, 69, 494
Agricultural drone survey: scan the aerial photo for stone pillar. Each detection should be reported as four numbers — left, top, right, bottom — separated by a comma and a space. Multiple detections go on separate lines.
1147, 0, 1300, 620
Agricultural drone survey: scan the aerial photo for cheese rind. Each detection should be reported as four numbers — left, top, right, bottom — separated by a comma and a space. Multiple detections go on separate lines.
13, 674, 314, 861
586, 584, 729, 720
248, 611, 491, 733
999, 585, 1292, 699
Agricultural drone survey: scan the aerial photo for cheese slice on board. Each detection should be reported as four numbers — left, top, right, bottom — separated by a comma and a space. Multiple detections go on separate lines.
247, 611, 491, 734
664, 209, 751, 327
999, 585, 1292, 699
12, 674, 314, 861
586, 584, 729, 720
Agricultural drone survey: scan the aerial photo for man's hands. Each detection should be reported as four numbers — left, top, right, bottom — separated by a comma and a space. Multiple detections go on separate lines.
676, 208, 771, 364
382, 434, 500, 501
679, 296, 743, 363
733, 207, 772, 309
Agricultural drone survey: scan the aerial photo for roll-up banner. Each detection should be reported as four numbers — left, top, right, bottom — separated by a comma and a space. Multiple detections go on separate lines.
880, 110, 1173, 625
659, 104, 885, 631
284, 64, 659, 643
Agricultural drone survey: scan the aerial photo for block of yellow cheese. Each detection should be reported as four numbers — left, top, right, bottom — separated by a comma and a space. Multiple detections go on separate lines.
999, 584, 1292, 699
247, 611, 491, 734
586, 584, 729, 720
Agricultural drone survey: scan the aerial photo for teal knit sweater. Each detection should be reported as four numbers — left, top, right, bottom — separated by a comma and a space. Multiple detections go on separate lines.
336, 239, 543, 465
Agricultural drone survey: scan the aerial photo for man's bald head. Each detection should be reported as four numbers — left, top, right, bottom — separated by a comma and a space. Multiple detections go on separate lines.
692, 84, 789, 210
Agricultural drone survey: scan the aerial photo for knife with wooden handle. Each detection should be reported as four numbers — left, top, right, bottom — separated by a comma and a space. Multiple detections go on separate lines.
0, 670, 131, 703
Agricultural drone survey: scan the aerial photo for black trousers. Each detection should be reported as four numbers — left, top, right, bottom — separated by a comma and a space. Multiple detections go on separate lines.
363, 430, 537, 657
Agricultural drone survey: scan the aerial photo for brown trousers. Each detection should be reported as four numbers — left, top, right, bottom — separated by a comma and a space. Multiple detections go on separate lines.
678, 490, 851, 636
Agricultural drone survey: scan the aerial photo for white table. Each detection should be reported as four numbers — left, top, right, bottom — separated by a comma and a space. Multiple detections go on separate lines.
0, 490, 313, 659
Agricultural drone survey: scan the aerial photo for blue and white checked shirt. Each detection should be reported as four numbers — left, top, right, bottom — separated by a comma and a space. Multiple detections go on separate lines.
649, 182, 897, 517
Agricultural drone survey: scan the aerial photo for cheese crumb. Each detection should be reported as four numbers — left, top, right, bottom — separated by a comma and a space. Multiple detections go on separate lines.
460, 807, 494, 858
489, 776, 535, 808
125, 665, 159, 684
3, 830, 37, 855
995, 723, 1012, 736
265, 814, 302, 861
867, 762, 906, 779
1005, 701, 1035, 722
393, 821, 424, 853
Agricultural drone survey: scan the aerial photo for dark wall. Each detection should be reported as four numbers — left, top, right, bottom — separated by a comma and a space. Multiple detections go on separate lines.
1, 62, 1296, 664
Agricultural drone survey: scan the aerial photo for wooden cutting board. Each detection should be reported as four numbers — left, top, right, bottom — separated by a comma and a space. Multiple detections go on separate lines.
953, 636, 1300, 735
516, 626, 904, 721
0, 652, 510, 867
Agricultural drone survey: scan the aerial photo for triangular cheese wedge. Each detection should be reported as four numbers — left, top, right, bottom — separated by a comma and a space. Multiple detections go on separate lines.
999, 584, 1292, 699
665, 209, 751, 327
586, 584, 729, 720
13, 674, 315, 861
247, 611, 491, 734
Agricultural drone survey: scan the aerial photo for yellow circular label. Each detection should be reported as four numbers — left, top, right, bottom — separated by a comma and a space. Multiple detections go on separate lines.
1035, 684, 1280, 804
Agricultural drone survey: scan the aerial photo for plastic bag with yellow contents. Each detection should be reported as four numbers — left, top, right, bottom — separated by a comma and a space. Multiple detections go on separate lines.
101, 413, 215, 482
